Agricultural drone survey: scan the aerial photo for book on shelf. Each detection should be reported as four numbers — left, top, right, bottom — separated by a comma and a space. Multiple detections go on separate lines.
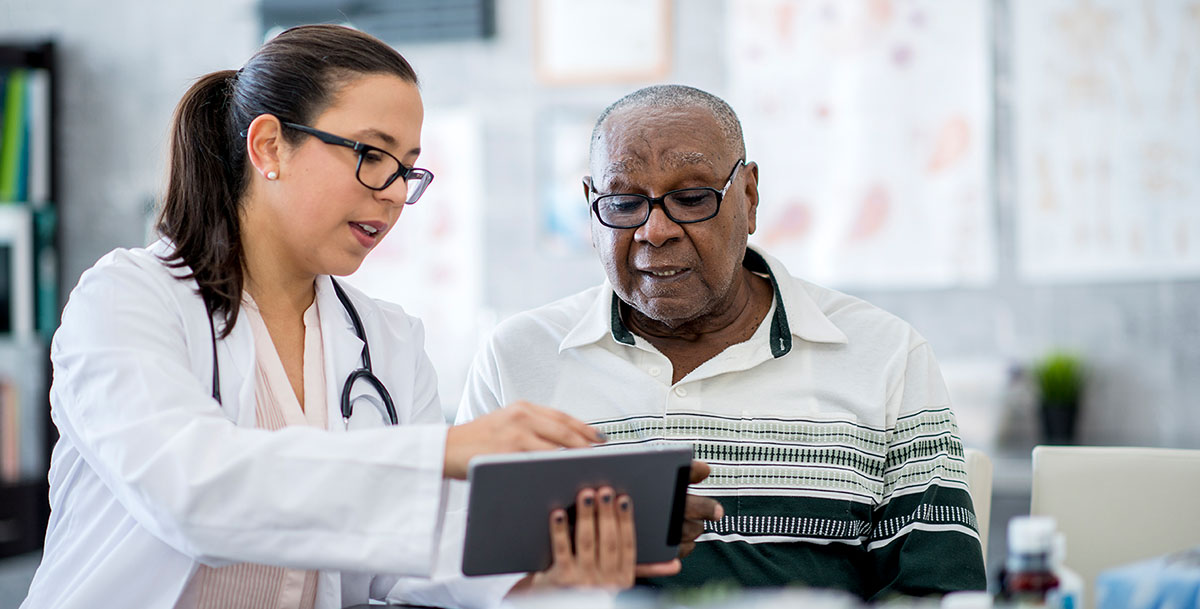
0, 67, 51, 205
0, 376, 18, 482
0, 62, 51, 339
0, 205, 34, 339
33, 204, 56, 338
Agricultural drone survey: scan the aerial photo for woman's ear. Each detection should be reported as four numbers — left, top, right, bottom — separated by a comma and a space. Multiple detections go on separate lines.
245, 114, 284, 181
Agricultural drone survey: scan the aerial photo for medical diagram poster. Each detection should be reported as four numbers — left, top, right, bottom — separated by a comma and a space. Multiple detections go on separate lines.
1013, 0, 1200, 281
729, 0, 994, 288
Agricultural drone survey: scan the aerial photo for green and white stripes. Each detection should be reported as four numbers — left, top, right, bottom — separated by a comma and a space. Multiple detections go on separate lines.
590, 408, 975, 544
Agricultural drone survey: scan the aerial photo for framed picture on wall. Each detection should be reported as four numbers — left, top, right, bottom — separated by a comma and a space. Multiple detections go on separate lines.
538, 108, 600, 253
533, 0, 671, 84
0, 206, 34, 339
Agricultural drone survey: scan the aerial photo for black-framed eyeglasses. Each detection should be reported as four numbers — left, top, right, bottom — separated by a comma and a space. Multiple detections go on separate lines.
586, 160, 745, 229
281, 122, 434, 204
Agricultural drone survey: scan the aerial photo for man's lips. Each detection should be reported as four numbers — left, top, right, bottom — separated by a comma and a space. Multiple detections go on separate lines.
638, 267, 689, 278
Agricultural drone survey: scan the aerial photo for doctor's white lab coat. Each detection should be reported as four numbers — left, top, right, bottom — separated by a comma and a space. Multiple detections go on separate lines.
21, 241, 453, 609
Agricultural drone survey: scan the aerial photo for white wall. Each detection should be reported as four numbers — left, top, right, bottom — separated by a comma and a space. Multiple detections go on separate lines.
2, 0, 1196, 447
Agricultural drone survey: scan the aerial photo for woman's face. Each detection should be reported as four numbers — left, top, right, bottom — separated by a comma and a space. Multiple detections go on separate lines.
245, 73, 424, 280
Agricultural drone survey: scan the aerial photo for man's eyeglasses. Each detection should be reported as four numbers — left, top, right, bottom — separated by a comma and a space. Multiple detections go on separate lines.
281, 122, 434, 204
587, 160, 745, 229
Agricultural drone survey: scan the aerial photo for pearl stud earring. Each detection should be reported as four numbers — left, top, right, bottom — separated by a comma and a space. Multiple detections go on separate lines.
266, 171, 278, 180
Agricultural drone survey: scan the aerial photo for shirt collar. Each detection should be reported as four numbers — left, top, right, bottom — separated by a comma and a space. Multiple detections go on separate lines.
558, 281, 622, 353
748, 245, 848, 346
558, 245, 848, 355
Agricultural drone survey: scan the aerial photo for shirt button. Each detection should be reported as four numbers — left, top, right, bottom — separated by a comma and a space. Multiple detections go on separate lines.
674, 387, 688, 397
648, 366, 661, 377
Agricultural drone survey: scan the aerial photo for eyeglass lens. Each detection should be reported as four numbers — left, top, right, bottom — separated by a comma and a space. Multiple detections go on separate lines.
596, 189, 719, 228
356, 152, 432, 204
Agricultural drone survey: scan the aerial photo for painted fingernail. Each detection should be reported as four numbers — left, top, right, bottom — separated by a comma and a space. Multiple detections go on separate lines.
554, 511, 565, 523
595, 431, 608, 442
620, 498, 630, 512
583, 495, 594, 507
602, 493, 612, 504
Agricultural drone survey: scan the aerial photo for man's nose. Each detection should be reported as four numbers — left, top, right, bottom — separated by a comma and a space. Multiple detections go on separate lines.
634, 205, 684, 246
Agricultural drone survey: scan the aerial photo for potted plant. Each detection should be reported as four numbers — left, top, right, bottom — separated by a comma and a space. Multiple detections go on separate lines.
1032, 351, 1083, 444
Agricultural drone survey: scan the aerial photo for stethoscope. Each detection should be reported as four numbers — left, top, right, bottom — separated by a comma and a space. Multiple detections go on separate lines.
206, 277, 399, 427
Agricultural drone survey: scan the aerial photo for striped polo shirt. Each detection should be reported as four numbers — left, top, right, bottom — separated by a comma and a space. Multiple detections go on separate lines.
457, 246, 986, 600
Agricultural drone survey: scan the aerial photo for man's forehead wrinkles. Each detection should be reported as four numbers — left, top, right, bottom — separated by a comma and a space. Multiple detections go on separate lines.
601, 152, 716, 182
661, 150, 715, 171
604, 158, 645, 174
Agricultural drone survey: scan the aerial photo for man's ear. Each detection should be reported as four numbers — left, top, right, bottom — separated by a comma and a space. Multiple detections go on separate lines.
583, 177, 599, 249
743, 161, 760, 235
245, 114, 285, 181
581, 176, 593, 205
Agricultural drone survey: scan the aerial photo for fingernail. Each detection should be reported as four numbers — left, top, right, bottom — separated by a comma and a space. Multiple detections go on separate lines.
583, 495, 594, 507
554, 511, 565, 523
595, 431, 608, 442
620, 498, 630, 512
602, 493, 612, 504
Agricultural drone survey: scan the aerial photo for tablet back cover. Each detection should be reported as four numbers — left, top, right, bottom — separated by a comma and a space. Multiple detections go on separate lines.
462, 444, 693, 576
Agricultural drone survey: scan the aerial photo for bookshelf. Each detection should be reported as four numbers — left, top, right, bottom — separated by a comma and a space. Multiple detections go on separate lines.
0, 40, 57, 559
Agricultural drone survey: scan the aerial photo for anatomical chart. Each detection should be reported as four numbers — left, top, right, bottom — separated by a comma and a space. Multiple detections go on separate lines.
729, 0, 994, 287
1014, 0, 1200, 281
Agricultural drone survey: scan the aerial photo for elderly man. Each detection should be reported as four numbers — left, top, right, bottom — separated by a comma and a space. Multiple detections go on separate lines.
457, 85, 986, 600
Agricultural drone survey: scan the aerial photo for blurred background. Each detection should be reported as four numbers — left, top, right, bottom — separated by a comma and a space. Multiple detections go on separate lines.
0, 0, 1197, 602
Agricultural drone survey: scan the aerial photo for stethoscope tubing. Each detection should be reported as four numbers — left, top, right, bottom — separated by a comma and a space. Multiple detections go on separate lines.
207, 278, 400, 426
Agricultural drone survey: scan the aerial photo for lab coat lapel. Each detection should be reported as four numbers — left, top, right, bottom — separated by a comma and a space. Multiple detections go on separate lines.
316, 276, 366, 433
201, 294, 258, 428
226, 308, 259, 428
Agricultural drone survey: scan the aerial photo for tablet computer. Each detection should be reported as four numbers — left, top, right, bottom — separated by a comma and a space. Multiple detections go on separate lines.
461, 442, 694, 576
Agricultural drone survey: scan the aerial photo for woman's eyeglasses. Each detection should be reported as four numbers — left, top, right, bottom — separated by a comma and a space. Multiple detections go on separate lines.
281, 122, 434, 204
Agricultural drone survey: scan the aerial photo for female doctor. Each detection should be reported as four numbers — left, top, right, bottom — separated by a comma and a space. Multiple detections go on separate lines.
22, 25, 676, 609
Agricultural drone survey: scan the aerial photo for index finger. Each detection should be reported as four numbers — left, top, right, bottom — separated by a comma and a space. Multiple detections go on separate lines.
522, 402, 606, 445
525, 415, 594, 449
547, 508, 574, 569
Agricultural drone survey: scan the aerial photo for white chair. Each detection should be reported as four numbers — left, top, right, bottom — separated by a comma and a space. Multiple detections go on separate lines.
1031, 446, 1200, 609
963, 448, 993, 559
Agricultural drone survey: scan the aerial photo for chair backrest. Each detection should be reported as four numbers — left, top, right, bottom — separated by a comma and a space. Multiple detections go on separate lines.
1031, 446, 1200, 609
963, 448, 993, 559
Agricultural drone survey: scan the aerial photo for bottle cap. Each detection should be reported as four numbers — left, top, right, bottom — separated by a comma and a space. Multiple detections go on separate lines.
1008, 515, 1056, 553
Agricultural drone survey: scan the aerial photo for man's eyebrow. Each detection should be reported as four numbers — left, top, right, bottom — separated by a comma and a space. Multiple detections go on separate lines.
604, 158, 645, 175
660, 150, 714, 171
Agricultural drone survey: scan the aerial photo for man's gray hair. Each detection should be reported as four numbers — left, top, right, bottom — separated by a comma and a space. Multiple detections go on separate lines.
589, 84, 747, 163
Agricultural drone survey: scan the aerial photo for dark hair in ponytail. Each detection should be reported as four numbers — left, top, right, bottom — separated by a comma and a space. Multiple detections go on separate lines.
158, 25, 418, 337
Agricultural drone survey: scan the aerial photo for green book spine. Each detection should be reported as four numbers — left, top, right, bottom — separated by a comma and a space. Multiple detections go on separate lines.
0, 69, 27, 202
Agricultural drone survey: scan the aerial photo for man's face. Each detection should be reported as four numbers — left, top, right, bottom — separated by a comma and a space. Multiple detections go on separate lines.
586, 105, 759, 328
